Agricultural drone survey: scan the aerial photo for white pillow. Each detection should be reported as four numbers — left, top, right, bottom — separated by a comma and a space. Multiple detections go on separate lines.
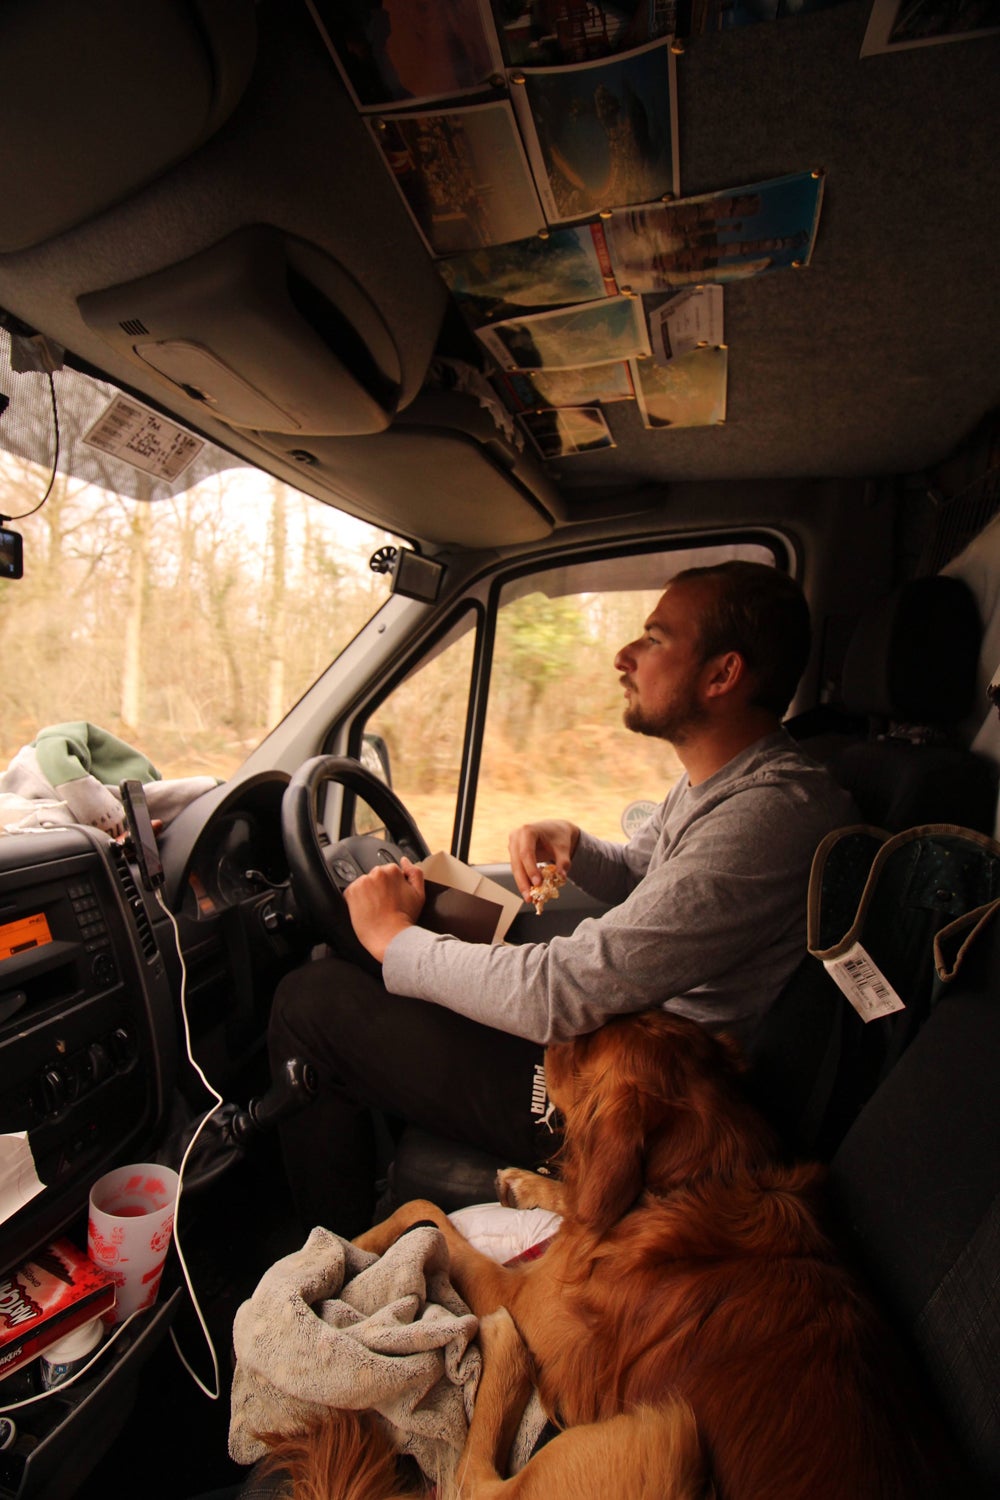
448, 1202, 562, 1264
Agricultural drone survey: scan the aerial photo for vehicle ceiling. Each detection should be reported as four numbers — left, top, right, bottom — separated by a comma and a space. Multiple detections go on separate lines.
0, 0, 996, 555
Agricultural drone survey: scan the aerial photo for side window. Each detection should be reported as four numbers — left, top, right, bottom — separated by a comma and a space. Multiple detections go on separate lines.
469, 585, 683, 863
361, 610, 477, 854
468, 542, 776, 864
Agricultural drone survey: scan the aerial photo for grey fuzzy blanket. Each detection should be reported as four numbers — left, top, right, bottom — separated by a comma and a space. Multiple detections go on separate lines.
229, 1225, 546, 1484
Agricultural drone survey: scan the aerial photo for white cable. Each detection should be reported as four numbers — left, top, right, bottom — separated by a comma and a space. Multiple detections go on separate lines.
154, 887, 223, 1402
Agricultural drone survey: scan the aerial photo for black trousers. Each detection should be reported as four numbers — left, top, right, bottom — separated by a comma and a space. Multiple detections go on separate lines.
267, 955, 553, 1238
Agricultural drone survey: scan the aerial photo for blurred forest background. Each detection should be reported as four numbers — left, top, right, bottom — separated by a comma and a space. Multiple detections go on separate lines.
370, 587, 683, 859
0, 463, 393, 779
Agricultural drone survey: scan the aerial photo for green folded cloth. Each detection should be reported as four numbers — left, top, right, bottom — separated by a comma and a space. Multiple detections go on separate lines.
31, 722, 161, 835
32, 721, 161, 789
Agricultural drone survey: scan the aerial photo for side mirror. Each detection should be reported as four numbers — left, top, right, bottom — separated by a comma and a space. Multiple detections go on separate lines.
360, 731, 392, 787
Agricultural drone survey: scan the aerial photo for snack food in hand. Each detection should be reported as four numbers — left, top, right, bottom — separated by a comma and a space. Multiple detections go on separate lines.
527, 862, 567, 916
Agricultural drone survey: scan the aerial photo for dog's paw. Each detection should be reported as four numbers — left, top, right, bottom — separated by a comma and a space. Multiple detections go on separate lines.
496, 1167, 546, 1208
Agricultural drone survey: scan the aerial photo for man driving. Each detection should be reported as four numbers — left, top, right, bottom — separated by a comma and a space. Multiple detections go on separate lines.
269, 562, 856, 1236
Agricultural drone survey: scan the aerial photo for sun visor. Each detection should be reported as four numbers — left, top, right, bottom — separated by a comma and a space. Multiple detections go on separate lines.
250, 390, 565, 549
0, 0, 257, 253
78, 227, 413, 436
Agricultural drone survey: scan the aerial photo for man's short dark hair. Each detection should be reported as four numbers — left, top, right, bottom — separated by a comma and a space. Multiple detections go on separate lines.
672, 560, 811, 717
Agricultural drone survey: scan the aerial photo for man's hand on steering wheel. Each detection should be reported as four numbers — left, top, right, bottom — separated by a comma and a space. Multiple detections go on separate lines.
281, 755, 430, 967
343, 857, 426, 963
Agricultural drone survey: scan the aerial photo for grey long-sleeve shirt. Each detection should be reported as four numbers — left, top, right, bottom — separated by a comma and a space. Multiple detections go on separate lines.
382, 731, 857, 1047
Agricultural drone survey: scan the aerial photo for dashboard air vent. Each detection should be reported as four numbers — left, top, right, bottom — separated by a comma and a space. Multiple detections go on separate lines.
110, 843, 158, 962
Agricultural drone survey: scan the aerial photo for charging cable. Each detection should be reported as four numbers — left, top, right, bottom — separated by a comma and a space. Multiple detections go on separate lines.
2, 369, 60, 522
154, 887, 223, 1402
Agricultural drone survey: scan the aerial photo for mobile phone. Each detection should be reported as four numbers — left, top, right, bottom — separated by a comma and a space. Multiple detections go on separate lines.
120, 779, 164, 890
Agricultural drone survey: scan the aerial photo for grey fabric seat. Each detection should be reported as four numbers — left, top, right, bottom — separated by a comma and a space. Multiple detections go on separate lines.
747, 823, 1000, 1159
791, 574, 997, 834
747, 572, 999, 1155
827, 901, 1000, 1493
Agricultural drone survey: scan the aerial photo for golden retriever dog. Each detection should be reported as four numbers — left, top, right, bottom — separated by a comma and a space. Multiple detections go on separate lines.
262, 1010, 959, 1500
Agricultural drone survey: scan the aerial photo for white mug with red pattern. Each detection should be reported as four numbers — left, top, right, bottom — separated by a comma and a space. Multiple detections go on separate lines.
87, 1162, 179, 1324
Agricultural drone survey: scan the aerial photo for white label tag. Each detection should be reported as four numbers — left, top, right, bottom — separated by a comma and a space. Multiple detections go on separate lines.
649, 286, 724, 367
824, 941, 906, 1023
84, 394, 204, 481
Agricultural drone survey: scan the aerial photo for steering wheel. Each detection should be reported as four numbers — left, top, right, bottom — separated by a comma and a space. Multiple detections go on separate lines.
281, 755, 431, 959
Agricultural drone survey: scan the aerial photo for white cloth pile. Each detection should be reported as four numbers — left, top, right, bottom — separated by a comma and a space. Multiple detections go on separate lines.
0, 721, 215, 835
229, 1223, 547, 1487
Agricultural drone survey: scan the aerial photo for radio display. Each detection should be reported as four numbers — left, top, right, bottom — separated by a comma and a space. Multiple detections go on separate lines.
0, 912, 54, 962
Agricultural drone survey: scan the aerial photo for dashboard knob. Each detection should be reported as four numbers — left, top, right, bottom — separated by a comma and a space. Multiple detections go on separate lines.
40, 1066, 67, 1113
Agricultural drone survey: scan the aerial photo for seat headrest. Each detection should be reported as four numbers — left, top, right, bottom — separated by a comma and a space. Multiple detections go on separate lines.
840, 576, 982, 725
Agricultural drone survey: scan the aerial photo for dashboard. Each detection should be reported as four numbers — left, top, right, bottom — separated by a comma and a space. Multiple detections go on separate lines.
165, 771, 291, 922
0, 825, 176, 1272
0, 787, 299, 1500
0, 765, 373, 1253
182, 805, 289, 919
158, 770, 311, 1096
0, 771, 304, 1285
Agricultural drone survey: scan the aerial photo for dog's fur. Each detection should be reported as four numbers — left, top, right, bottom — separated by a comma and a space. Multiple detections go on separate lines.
263, 1010, 956, 1499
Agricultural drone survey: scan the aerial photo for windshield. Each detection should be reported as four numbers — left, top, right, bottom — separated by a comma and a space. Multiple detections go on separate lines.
0, 330, 399, 784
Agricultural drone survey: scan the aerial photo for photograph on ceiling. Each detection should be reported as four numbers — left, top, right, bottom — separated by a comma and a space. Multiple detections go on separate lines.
860, 0, 1000, 54
495, 361, 635, 410
510, 38, 680, 223
477, 294, 651, 369
646, 285, 725, 365
307, 0, 503, 108
492, 0, 678, 67
519, 405, 616, 458
606, 170, 824, 292
631, 345, 728, 427
369, 101, 546, 255
438, 223, 617, 323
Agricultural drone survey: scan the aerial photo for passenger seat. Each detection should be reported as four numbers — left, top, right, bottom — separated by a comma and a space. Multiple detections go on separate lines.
792, 574, 998, 835
828, 900, 1000, 1493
